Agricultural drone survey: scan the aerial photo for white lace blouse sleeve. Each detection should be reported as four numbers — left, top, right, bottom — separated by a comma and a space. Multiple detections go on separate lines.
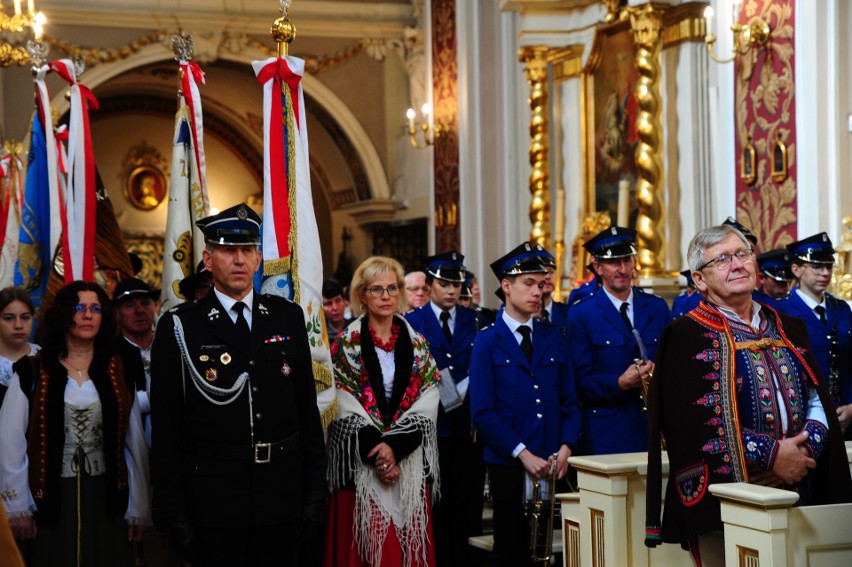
0, 372, 35, 518
123, 399, 151, 524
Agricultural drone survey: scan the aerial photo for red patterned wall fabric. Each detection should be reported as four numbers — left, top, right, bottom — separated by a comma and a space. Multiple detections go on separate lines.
431, 0, 460, 251
734, 0, 797, 250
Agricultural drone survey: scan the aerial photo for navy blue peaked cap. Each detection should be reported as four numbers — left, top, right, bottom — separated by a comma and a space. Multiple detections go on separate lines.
722, 217, 758, 246
196, 203, 261, 246
756, 249, 794, 281
583, 226, 637, 259
787, 233, 835, 264
424, 251, 466, 282
490, 242, 546, 280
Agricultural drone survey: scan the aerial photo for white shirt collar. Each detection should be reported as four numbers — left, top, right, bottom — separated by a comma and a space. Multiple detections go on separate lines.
502, 310, 533, 335
795, 288, 826, 312
429, 301, 456, 321
715, 301, 763, 328
214, 288, 254, 316
603, 287, 634, 313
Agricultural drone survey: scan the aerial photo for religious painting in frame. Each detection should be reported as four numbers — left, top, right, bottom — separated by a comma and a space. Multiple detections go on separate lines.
582, 18, 639, 228
125, 164, 167, 211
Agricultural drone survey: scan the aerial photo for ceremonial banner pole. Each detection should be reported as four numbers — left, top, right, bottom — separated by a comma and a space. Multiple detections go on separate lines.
51, 58, 98, 283
15, 49, 63, 313
253, 0, 335, 427
161, 32, 210, 311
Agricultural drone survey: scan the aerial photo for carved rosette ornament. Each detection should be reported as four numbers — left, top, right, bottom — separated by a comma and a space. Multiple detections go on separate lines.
629, 3, 666, 276
518, 45, 551, 249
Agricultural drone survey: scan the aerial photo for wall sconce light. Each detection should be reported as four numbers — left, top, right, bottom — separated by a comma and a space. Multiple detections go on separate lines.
1, 0, 47, 67
704, 4, 770, 64
406, 103, 444, 149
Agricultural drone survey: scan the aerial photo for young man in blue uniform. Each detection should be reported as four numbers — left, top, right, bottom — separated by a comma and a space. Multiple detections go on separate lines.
404, 251, 484, 564
470, 242, 581, 566
774, 233, 852, 434
534, 244, 569, 334
151, 204, 327, 566
756, 248, 794, 300
566, 226, 672, 455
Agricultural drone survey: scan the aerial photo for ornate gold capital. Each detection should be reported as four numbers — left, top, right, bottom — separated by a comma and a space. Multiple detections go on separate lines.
629, 3, 667, 47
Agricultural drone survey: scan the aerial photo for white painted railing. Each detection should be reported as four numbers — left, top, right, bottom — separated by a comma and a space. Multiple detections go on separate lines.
557, 442, 852, 567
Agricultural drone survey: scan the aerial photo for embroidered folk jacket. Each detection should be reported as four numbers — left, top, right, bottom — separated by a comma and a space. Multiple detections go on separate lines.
645, 301, 852, 547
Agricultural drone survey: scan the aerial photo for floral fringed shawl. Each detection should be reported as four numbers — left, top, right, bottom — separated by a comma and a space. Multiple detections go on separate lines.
328, 315, 440, 567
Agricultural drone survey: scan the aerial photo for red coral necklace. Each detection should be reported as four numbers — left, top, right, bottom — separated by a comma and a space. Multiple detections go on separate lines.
370, 324, 400, 352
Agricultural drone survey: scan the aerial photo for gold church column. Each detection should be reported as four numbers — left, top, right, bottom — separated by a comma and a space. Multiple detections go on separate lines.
629, 3, 666, 277
519, 45, 551, 249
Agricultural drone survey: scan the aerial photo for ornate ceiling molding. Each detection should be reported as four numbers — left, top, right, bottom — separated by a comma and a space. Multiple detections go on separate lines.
40, 1, 415, 39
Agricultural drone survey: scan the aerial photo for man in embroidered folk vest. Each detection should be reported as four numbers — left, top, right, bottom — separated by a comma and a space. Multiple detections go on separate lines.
645, 224, 852, 566
150, 203, 327, 566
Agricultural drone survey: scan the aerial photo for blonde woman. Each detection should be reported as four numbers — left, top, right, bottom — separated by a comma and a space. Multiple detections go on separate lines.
324, 256, 440, 567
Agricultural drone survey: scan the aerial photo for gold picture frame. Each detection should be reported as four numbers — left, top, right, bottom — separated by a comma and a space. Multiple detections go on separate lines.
582, 17, 640, 225
771, 133, 787, 183
125, 165, 167, 210
740, 138, 756, 185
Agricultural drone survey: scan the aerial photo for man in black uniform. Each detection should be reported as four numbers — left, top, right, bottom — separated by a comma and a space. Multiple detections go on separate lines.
150, 203, 327, 566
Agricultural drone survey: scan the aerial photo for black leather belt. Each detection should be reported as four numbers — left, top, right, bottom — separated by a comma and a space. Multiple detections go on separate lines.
192, 433, 300, 464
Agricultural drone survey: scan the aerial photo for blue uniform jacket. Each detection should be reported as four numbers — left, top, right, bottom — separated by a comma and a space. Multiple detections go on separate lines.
671, 290, 702, 318
405, 304, 479, 438
773, 288, 852, 404
470, 316, 581, 465
567, 279, 599, 307
566, 288, 672, 455
543, 300, 570, 336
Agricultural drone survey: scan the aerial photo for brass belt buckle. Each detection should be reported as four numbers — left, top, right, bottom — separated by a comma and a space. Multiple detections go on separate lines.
254, 442, 272, 464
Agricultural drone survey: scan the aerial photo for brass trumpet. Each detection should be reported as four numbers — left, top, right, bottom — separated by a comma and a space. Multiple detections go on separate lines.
525, 454, 560, 565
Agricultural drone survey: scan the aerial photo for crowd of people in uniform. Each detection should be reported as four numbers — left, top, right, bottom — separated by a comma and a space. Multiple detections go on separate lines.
1, 204, 852, 567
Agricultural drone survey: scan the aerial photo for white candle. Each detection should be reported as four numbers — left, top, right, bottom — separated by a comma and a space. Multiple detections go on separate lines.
14, 0, 22, 16
617, 179, 630, 227
703, 6, 714, 37
406, 108, 415, 131
27, 0, 33, 13
554, 189, 565, 242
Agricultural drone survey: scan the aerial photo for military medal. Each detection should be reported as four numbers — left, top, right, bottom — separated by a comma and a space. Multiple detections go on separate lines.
199, 355, 209, 362
281, 362, 291, 376
205, 368, 218, 382
221, 352, 232, 365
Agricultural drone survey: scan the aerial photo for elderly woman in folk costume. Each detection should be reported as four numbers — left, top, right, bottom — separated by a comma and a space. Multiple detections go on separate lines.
324, 256, 440, 567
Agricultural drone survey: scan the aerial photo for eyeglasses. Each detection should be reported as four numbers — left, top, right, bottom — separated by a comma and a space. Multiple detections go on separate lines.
804, 263, 834, 273
365, 285, 401, 298
74, 304, 103, 315
406, 286, 429, 293
698, 248, 754, 271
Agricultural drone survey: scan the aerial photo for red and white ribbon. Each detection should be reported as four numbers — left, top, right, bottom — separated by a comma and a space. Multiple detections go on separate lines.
50, 59, 98, 283
252, 56, 308, 261
179, 60, 210, 216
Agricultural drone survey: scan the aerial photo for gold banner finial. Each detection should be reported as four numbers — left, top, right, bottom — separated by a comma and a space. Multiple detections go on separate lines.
272, 0, 296, 57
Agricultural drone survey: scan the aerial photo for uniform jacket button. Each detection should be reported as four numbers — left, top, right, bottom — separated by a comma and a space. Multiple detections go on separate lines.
446, 353, 453, 359
249, 360, 255, 366
535, 399, 541, 405
255, 413, 262, 420
536, 413, 543, 419
533, 385, 539, 391
252, 386, 259, 392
